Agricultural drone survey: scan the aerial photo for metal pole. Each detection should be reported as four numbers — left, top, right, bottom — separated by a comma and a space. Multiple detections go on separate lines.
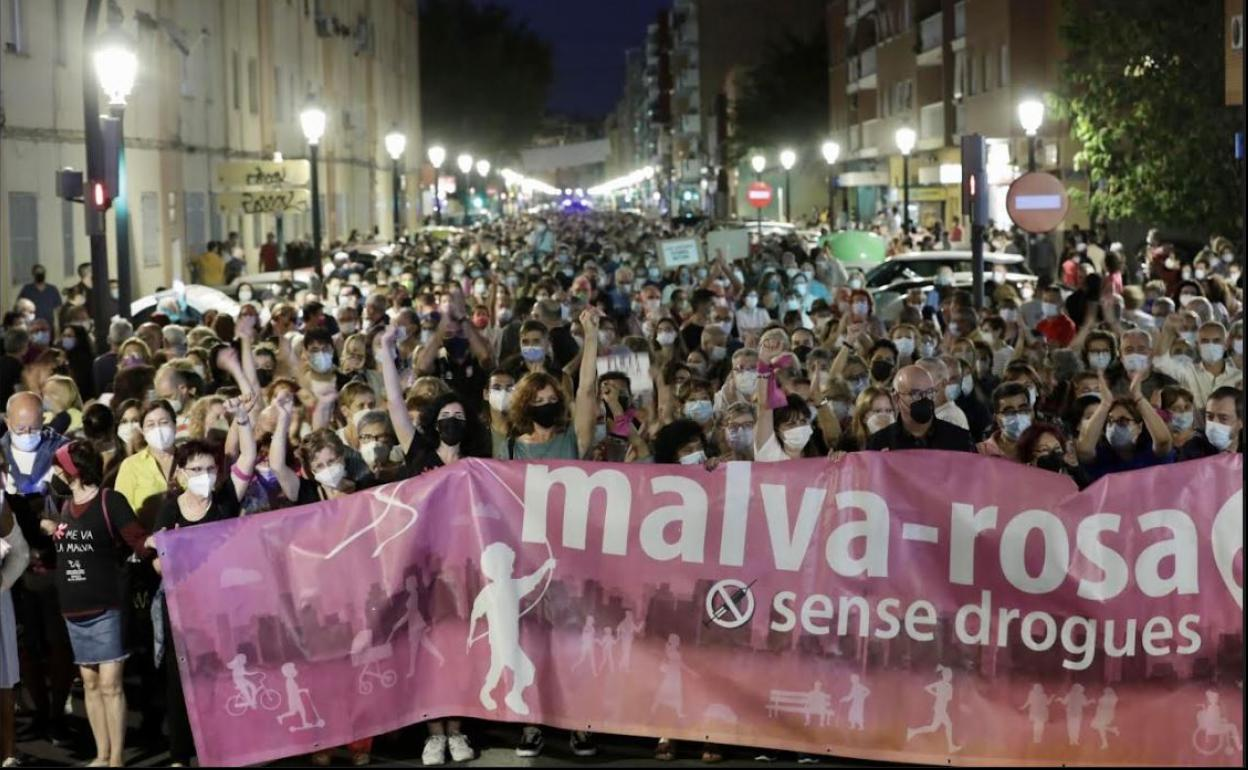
391, 157, 401, 240
1028, 136, 1036, 173
755, 171, 762, 237
902, 154, 911, 233
827, 169, 835, 226
784, 170, 791, 223
971, 222, 985, 310
310, 142, 322, 259
83, 0, 111, 354
111, 104, 132, 319
433, 175, 441, 225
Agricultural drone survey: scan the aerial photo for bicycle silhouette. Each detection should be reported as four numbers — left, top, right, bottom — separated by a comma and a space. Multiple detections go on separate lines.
225, 672, 282, 716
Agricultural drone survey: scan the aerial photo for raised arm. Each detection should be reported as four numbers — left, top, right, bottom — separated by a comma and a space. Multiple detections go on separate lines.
574, 308, 601, 456
754, 364, 776, 453
375, 325, 417, 452
1076, 374, 1113, 463
225, 398, 257, 500
235, 314, 263, 399
1131, 369, 1172, 456
269, 393, 302, 501
415, 315, 448, 376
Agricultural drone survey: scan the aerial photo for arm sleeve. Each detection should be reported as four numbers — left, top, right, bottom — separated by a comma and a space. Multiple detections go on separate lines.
108, 491, 153, 557
1, 523, 30, 591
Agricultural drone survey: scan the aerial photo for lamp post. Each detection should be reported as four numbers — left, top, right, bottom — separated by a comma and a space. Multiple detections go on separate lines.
427, 145, 446, 224
384, 130, 406, 240
475, 159, 491, 214
895, 126, 916, 233
779, 149, 796, 223
1018, 98, 1044, 172
821, 140, 841, 228
300, 106, 327, 260
272, 150, 285, 259
92, 21, 136, 326
456, 153, 473, 224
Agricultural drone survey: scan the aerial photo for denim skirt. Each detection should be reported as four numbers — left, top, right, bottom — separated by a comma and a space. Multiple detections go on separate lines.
65, 609, 129, 666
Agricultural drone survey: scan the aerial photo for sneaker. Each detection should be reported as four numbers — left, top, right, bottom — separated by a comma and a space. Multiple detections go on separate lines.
310, 750, 333, 767
351, 752, 370, 766
422, 735, 447, 766
515, 726, 544, 758
797, 756, 821, 764
447, 734, 474, 763
2, 757, 22, 768
569, 731, 598, 758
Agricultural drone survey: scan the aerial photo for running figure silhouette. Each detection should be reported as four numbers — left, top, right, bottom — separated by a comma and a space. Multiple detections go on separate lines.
905, 665, 961, 753
466, 542, 556, 717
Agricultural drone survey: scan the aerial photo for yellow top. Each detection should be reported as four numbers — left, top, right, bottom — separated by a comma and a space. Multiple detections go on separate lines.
114, 447, 170, 513
194, 250, 226, 286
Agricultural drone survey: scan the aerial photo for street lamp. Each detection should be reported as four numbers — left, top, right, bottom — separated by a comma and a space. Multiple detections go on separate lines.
476, 159, 490, 178
91, 23, 137, 328
427, 145, 446, 224
455, 154, 473, 224
300, 105, 327, 259
1018, 98, 1045, 172
895, 126, 917, 233
750, 154, 766, 177
821, 140, 841, 228
384, 130, 406, 240
779, 149, 796, 223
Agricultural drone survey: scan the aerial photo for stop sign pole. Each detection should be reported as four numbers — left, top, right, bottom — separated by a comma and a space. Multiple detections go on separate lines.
746, 181, 773, 239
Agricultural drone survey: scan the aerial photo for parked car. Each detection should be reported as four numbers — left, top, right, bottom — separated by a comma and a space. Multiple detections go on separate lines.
129, 283, 240, 325
226, 269, 319, 301
866, 251, 1037, 322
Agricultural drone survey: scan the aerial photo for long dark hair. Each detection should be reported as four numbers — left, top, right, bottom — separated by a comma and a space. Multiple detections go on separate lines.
417, 392, 491, 458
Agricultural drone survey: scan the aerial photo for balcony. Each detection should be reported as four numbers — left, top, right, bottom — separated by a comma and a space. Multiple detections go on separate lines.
917, 13, 942, 66
848, 123, 862, 153
861, 118, 881, 156
918, 101, 944, 149
847, 46, 878, 92
953, 1, 966, 49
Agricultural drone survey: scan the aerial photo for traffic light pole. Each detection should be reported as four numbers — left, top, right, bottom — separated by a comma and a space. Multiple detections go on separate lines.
83, 0, 112, 353
110, 104, 132, 318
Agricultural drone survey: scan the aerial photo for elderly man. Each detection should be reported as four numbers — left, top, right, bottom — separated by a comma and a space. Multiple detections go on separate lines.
1153, 318, 1242, 404
1119, 328, 1153, 377
136, 322, 164, 359
1, 391, 74, 744
161, 324, 189, 359
604, 266, 635, 321
917, 356, 970, 430
867, 365, 977, 452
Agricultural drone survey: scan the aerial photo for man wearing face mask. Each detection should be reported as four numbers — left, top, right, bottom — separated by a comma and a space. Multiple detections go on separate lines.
866, 366, 976, 452
1, 392, 74, 744
153, 364, 200, 433
1178, 386, 1244, 459
976, 383, 1033, 460
1152, 318, 1241, 405
18, 265, 63, 329
917, 357, 969, 430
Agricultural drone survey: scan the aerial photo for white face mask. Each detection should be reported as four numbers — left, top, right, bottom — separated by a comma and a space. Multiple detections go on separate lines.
314, 462, 347, 490
781, 424, 813, 450
961, 374, 974, 395
893, 337, 915, 357
144, 425, 176, 452
656, 330, 677, 346
1206, 421, 1235, 451
1088, 351, 1112, 371
1199, 342, 1225, 364
310, 351, 334, 373
1234, 338, 1244, 356
734, 370, 759, 395
361, 441, 390, 466
1123, 353, 1150, 373
744, 295, 759, 309
488, 388, 512, 413
186, 472, 216, 498
866, 411, 894, 434
848, 278, 863, 290
944, 383, 961, 402
678, 450, 707, 466
117, 422, 139, 445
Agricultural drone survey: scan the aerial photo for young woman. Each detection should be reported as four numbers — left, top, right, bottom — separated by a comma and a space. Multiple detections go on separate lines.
114, 400, 179, 516
59, 323, 97, 400
1076, 372, 1174, 484
46, 441, 154, 768
754, 390, 820, 462
404, 393, 490, 475
151, 399, 256, 767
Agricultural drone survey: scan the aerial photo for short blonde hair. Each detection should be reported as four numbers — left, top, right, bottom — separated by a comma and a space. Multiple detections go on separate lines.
43, 375, 83, 412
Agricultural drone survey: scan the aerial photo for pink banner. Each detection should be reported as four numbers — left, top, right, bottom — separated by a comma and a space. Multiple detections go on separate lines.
156, 453, 1245, 767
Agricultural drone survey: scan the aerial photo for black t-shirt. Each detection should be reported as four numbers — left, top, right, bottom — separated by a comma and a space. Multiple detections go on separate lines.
681, 322, 705, 353
54, 489, 151, 618
433, 355, 489, 402
403, 439, 444, 476
955, 392, 994, 442
1179, 435, 1242, 461
154, 483, 242, 532
866, 418, 978, 453
296, 471, 379, 505
548, 325, 578, 370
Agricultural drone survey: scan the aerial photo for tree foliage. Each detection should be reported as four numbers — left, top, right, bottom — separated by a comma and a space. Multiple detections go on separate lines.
419, 0, 553, 159
1054, 0, 1243, 240
729, 31, 830, 164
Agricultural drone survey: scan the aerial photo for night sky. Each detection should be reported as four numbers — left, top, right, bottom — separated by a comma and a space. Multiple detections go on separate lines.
485, 0, 673, 120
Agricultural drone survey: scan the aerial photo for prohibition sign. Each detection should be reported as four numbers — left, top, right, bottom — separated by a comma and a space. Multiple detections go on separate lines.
704, 579, 756, 629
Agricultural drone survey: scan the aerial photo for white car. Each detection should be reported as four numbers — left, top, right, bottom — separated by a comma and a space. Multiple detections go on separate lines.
866, 250, 1037, 322
129, 284, 240, 324
226, 269, 319, 300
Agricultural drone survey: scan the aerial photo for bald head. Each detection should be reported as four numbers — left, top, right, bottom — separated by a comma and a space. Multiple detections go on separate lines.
895, 365, 934, 395
5, 391, 44, 433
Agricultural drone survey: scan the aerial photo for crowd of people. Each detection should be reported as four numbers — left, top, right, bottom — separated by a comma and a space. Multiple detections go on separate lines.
0, 209, 1242, 767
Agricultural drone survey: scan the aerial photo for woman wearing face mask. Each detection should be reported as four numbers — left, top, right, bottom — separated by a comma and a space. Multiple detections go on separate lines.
58, 323, 96, 400
40, 375, 83, 436
649, 318, 687, 368
677, 380, 718, 436
735, 289, 771, 344
1159, 385, 1198, 450
755, 389, 820, 462
117, 338, 152, 371
718, 403, 757, 461
150, 400, 255, 767
405, 393, 489, 475
839, 386, 896, 452
114, 400, 179, 514
1075, 371, 1174, 483
44, 441, 154, 769
1018, 423, 1090, 488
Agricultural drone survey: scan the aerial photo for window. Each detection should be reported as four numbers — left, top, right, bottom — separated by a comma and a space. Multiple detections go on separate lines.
1000, 44, 1010, 86
4, 0, 26, 54
274, 66, 283, 120
61, 200, 75, 274
232, 50, 240, 110
7, 192, 37, 283
953, 49, 966, 99
248, 57, 259, 114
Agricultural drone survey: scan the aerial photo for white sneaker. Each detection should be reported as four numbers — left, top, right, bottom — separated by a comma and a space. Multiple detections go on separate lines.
2, 757, 21, 768
447, 734, 474, 762
422, 734, 447, 766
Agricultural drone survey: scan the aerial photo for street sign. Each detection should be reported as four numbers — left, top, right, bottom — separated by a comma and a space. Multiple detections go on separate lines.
217, 189, 311, 215
1006, 172, 1069, 233
746, 181, 773, 209
659, 237, 703, 269
216, 160, 311, 188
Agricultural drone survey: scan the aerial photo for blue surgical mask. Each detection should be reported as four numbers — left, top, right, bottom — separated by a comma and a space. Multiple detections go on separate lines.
1105, 423, 1135, 449
521, 345, 545, 363
1169, 411, 1194, 432
683, 400, 713, 424
1001, 413, 1032, 441
11, 431, 41, 452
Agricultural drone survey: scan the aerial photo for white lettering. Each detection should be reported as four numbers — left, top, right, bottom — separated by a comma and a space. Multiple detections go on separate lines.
522, 465, 632, 555
1075, 514, 1128, 601
904, 600, 937, 641
1000, 509, 1069, 594
1135, 509, 1199, 597
761, 483, 825, 572
1176, 614, 1202, 654
1060, 616, 1098, 671
800, 594, 835, 636
955, 590, 992, 645
717, 462, 752, 567
949, 503, 997, 585
1103, 619, 1137, 657
1021, 610, 1057, 651
874, 598, 901, 639
639, 476, 708, 563
825, 491, 890, 578
836, 595, 870, 637
770, 591, 797, 632
1141, 616, 1173, 656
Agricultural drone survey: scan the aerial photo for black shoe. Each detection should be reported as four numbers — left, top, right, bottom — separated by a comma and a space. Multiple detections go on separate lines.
569, 731, 598, 757
515, 726, 544, 758
48, 721, 73, 748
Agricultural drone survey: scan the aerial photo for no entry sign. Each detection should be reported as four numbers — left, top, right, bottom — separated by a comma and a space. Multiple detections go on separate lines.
1006, 172, 1068, 233
746, 181, 773, 209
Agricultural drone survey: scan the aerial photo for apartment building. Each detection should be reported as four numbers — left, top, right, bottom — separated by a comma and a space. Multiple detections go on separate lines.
828, 0, 1083, 231
1, 0, 421, 302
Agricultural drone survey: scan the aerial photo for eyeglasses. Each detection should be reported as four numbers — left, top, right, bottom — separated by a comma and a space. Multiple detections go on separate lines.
899, 389, 936, 402
1106, 417, 1138, 429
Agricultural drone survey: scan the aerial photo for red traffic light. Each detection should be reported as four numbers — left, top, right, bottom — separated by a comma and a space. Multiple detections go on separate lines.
968, 175, 977, 198
92, 181, 107, 208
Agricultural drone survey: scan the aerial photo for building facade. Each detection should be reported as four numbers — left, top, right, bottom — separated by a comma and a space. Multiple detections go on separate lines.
1, 0, 421, 304
828, 0, 1087, 232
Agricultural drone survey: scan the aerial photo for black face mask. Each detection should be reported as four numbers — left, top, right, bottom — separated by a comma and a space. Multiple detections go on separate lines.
1035, 451, 1066, 473
437, 417, 466, 446
530, 402, 563, 428
50, 475, 73, 498
256, 369, 274, 388
908, 397, 935, 425
206, 428, 229, 446
871, 359, 895, 382
33, 269, 46, 283
793, 345, 813, 363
